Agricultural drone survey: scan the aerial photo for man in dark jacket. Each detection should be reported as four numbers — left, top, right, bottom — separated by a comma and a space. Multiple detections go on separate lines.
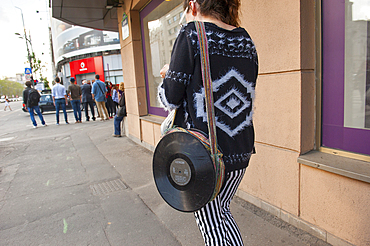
67, 77, 82, 123
81, 79, 95, 121
23, 81, 47, 128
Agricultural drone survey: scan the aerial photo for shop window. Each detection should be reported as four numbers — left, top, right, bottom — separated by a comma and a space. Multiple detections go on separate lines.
106, 75, 124, 85
107, 76, 116, 84
115, 76, 124, 84
322, 0, 370, 156
141, 0, 184, 116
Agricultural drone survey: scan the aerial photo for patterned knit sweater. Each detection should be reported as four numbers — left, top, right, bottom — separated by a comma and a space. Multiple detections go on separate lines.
158, 22, 258, 172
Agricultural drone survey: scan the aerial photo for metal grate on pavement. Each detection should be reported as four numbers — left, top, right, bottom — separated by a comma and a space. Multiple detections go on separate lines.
90, 179, 127, 196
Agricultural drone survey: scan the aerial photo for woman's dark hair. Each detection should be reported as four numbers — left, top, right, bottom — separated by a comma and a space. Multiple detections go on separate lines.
183, 0, 241, 27
105, 82, 111, 92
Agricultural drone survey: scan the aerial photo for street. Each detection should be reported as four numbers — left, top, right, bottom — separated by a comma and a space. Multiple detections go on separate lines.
0, 101, 330, 246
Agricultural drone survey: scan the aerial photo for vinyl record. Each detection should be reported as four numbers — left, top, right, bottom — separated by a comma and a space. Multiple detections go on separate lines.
153, 130, 216, 212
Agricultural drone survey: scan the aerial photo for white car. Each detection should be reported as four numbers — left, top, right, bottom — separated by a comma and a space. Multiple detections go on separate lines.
0, 96, 6, 103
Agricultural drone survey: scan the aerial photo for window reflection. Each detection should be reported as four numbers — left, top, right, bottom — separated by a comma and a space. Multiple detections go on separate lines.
344, 0, 370, 129
51, 18, 120, 58
142, 0, 184, 108
41, 95, 52, 102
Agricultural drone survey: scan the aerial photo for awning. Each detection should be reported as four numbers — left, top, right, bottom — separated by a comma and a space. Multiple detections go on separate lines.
51, 0, 122, 32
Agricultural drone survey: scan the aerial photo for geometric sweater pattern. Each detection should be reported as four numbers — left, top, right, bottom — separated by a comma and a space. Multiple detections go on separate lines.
158, 22, 258, 172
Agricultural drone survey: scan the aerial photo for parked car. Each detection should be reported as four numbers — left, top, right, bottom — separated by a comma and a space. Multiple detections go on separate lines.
22, 93, 83, 114
39, 93, 84, 114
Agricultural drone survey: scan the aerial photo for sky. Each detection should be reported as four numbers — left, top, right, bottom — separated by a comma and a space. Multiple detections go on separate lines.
0, 0, 52, 81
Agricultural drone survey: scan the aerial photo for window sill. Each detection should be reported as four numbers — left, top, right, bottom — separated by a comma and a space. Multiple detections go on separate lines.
298, 150, 370, 184
140, 115, 164, 125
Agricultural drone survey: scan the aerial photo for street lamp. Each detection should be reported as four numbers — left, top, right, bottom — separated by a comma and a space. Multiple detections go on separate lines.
15, 6, 34, 83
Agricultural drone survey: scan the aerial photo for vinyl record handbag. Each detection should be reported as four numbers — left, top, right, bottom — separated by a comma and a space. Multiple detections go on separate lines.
153, 21, 225, 212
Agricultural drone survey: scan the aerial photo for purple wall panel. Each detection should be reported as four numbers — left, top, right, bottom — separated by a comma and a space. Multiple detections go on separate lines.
321, 125, 344, 150
343, 128, 370, 154
322, 0, 370, 155
322, 0, 345, 128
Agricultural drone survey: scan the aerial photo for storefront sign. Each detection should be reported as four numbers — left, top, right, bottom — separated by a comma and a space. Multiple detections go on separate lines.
70, 58, 95, 75
79, 62, 87, 71
69, 56, 104, 83
121, 13, 129, 41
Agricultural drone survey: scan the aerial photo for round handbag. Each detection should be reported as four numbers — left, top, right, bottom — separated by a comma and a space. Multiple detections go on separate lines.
153, 127, 225, 212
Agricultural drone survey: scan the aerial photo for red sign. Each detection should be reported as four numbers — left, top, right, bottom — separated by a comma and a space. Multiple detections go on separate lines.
69, 56, 104, 82
70, 57, 95, 75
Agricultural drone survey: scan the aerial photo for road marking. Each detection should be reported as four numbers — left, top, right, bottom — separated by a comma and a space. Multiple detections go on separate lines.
1, 108, 21, 116
63, 219, 68, 234
0, 137, 14, 142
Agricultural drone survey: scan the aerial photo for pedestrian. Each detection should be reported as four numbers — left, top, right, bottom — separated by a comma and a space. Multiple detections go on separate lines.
52, 77, 69, 125
105, 81, 114, 118
112, 82, 126, 137
4, 98, 12, 111
91, 80, 101, 118
158, 0, 258, 245
91, 74, 109, 121
81, 79, 96, 121
67, 77, 82, 123
23, 81, 46, 128
112, 84, 119, 114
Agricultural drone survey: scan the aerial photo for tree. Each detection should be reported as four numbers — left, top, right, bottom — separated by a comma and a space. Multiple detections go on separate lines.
29, 52, 50, 89
0, 79, 24, 98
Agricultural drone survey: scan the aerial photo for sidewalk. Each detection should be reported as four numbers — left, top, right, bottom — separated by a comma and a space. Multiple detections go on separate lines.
0, 117, 330, 245
91, 123, 331, 246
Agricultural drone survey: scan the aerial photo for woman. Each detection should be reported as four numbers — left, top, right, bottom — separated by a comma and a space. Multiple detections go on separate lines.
112, 84, 119, 114
112, 82, 126, 137
4, 98, 12, 111
158, 0, 258, 245
105, 81, 114, 118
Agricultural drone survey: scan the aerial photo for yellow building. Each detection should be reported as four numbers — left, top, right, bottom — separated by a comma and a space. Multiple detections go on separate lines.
52, 1, 370, 245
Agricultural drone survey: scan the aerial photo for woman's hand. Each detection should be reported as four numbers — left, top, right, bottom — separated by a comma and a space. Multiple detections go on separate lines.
160, 64, 169, 78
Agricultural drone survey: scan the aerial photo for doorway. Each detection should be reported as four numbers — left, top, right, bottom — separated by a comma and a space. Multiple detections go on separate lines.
76, 73, 96, 85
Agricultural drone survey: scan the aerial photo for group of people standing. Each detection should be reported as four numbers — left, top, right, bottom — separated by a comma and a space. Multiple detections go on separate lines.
23, 74, 126, 137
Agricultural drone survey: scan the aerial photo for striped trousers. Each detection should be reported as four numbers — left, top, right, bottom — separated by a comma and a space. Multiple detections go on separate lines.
194, 168, 246, 246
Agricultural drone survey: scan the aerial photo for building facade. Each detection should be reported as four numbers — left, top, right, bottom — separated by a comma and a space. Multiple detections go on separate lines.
52, 1, 370, 245
51, 18, 123, 87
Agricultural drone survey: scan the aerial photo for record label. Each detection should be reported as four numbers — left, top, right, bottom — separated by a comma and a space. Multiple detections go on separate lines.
153, 128, 224, 212
170, 158, 191, 186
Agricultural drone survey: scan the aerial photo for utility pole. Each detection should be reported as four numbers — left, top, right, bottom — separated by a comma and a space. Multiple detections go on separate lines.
15, 6, 34, 85
36, 8, 56, 80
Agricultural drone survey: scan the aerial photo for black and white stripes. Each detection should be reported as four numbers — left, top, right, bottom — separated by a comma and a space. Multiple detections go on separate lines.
194, 168, 246, 246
